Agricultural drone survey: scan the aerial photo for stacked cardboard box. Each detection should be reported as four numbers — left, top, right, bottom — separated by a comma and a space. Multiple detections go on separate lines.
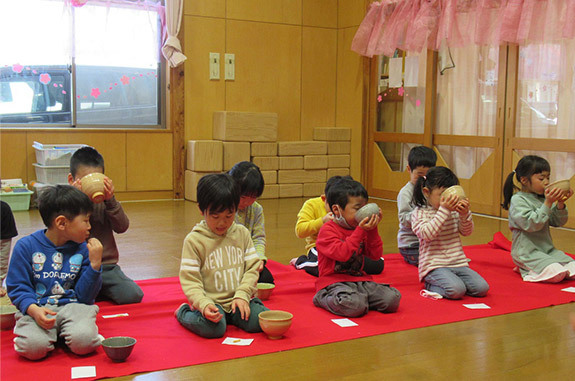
184, 113, 351, 201
184, 140, 223, 202
185, 111, 278, 202
250, 142, 279, 199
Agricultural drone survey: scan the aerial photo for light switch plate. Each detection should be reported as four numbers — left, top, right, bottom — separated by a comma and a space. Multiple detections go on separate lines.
209, 52, 220, 80
225, 53, 235, 81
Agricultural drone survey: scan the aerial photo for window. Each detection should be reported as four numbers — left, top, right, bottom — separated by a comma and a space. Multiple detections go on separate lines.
0, 0, 164, 128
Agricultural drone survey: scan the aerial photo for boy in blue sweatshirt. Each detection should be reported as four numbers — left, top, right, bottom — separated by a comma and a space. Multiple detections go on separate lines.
6, 185, 103, 360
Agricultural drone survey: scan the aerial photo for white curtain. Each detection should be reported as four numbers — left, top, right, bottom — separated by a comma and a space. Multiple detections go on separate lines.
515, 39, 575, 181
435, 45, 499, 179
161, 0, 187, 68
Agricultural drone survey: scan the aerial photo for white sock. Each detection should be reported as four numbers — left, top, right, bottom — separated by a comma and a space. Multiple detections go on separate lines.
420, 289, 443, 300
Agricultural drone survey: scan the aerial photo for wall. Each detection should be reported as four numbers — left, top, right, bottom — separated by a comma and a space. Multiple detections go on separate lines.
182, 0, 367, 179
0, 130, 173, 201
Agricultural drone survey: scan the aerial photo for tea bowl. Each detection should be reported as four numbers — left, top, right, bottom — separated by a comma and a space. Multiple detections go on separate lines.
547, 179, 572, 201
441, 185, 466, 201
0, 304, 18, 331
80, 173, 106, 203
256, 283, 275, 301
101, 336, 137, 362
546, 179, 571, 193
259, 310, 293, 340
354, 203, 380, 223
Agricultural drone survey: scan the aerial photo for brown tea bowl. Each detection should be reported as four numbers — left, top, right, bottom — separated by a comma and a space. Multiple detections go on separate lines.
80, 173, 106, 203
256, 283, 275, 301
441, 185, 466, 201
0, 304, 18, 331
259, 310, 293, 340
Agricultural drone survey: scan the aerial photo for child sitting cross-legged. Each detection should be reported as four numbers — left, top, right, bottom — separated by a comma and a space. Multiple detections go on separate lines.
175, 173, 269, 338
313, 178, 401, 318
7, 185, 103, 360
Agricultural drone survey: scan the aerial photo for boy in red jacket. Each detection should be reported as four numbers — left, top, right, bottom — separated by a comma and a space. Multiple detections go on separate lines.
313, 178, 401, 317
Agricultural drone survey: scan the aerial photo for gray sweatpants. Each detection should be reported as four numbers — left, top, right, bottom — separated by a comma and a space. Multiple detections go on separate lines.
100, 264, 144, 305
13, 303, 100, 360
313, 281, 401, 318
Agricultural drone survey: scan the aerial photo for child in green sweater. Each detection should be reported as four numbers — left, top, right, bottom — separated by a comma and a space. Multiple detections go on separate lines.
175, 173, 269, 338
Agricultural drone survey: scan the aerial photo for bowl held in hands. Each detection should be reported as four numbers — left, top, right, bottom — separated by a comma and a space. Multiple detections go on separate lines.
101, 336, 137, 362
0, 304, 18, 330
546, 179, 571, 201
80, 173, 106, 203
259, 310, 293, 340
441, 185, 466, 201
546, 179, 571, 192
256, 283, 275, 301
354, 203, 380, 223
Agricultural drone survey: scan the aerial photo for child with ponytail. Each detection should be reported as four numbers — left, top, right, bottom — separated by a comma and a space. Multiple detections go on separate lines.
411, 166, 489, 299
502, 155, 574, 283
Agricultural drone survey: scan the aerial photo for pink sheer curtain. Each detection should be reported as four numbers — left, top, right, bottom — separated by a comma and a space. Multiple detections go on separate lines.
352, 0, 575, 57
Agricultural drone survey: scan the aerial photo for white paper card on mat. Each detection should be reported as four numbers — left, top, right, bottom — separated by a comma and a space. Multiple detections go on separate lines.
222, 337, 254, 346
404, 56, 419, 87
71, 366, 96, 379
388, 57, 403, 88
463, 303, 491, 310
332, 318, 358, 327
102, 313, 129, 319
561, 287, 575, 293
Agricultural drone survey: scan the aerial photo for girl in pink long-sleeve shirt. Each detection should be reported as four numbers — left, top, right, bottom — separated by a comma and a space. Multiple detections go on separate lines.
411, 166, 489, 300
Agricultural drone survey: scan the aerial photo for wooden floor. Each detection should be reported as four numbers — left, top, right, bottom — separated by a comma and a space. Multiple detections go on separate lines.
9, 198, 575, 380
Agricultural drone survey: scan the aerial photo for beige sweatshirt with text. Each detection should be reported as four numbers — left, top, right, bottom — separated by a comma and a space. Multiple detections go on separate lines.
179, 221, 260, 314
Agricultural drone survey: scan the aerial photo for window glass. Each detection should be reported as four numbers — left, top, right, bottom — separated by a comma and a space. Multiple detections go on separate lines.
0, 0, 163, 127
75, 3, 160, 125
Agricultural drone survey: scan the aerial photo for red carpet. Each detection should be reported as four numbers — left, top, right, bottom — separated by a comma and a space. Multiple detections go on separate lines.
2, 236, 574, 380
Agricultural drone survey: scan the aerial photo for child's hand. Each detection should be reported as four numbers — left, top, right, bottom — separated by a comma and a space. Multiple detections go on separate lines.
544, 186, 565, 207
322, 212, 334, 224
258, 260, 264, 272
203, 304, 223, 323
71, 178, 83, 191
440, 193, 459, 211
557, 188, 573, 209
103, 177, 115, 201
359, 209, 381, 231
231, 298, 250, 321
455, 199, 470, 216
561, 189, 573, 202
87, 238, 103, 271
27, 304, 57, 330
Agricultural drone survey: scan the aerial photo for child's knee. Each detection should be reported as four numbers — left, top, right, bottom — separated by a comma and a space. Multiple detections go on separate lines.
382, 287, 402, 313
201, 322, 227, 338
104, 282, 144, 305
443, 283, 466, 299
67, 331, 101, 355
468, 281, 490, 297
330, 293, 368, 317
14, 335, 53, 360
115, 287, 144, 305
